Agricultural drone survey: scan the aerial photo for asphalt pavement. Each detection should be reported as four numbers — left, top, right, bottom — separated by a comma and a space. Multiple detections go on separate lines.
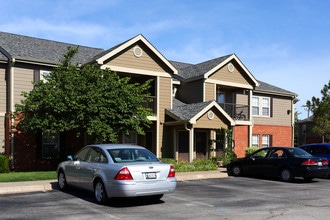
0, 168, 228, 195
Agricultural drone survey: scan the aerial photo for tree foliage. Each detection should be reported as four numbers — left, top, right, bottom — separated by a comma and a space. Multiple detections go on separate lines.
14, 46, 153, 143
306, 80, 330, 141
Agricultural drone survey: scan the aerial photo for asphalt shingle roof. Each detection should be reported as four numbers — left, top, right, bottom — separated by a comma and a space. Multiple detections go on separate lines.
256, 80, 296, 96
170, 55, 231, 80
0, 31, 104, 64
168, 98, 214, 121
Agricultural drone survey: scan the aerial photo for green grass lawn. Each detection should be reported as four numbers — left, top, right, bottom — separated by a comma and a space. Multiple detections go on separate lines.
0, 171, 57, 182
0, 159, 218, 182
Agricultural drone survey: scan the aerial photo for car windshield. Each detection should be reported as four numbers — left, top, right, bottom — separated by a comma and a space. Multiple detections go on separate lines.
108, 148, 160, 163
288, 147, 313, 158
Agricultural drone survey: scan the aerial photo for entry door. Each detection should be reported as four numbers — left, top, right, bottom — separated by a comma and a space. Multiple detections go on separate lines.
178, 131, 189, 161
196, 131, 207, 159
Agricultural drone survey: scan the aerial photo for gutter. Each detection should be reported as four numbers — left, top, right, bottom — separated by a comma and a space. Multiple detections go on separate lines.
9, 57, 15, 170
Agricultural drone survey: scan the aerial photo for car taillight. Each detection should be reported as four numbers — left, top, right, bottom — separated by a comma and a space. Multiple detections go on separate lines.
167, 165, 175, 178
322, 160, 329, 166
114, 167, 133, 180
301, 159, 319, 166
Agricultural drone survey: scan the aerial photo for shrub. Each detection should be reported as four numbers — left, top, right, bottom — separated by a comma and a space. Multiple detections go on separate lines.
0, 155, 10, 173
245, 147, 259, 156
160, 158, 218, 172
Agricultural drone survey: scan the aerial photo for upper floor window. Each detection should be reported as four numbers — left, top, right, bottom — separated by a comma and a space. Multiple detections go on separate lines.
252, 96, 270, 117
40, 70, 51, 82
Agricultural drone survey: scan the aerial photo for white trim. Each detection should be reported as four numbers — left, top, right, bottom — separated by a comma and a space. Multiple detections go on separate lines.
189, 101, 235, 125
156, 76, 160, 158
206, 78, 254, 89
96, 34, 178, 74
204, 54, 259, 86
100, 65, 172, 78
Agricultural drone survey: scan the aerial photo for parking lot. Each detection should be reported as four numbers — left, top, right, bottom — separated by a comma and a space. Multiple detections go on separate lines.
1, 176, 330, 219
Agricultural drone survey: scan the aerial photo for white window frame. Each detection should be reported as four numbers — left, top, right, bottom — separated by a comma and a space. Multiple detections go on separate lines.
262, 134, 270, 148
252, 96, 270, 117
40, 70, 51, 82
252, 134, 259, 147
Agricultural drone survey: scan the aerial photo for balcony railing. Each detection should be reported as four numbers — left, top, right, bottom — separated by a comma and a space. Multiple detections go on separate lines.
218, 102, 249, 121
142, 96, 157, 114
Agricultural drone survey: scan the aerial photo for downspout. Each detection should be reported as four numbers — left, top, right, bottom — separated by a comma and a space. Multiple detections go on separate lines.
9, 57, 15, 170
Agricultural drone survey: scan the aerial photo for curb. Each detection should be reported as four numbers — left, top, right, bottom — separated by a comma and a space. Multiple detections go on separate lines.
0, 168, 228, 195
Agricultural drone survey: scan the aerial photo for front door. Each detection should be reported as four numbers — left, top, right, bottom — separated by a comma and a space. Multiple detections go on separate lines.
196, 131, 207, 159
178, 131, 189, 161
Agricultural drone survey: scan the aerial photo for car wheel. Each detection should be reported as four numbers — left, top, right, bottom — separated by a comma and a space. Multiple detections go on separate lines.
232, 164, 242, 176
58, 171, 68, 191
94, 180, 108, 204
280, 168, 293, 182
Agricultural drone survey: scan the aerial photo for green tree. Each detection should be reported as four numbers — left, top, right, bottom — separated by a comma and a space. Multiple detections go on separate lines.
306, 80, 330, 141
14, 46, 153, 143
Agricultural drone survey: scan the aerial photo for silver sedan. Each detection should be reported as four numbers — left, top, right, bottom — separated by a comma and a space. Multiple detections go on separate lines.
57, 144, 177, 204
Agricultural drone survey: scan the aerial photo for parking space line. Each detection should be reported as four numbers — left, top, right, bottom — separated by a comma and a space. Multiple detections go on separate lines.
168, 195, 214, 208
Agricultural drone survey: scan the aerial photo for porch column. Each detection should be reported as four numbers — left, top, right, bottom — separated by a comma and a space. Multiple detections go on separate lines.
189, 127, 194, 162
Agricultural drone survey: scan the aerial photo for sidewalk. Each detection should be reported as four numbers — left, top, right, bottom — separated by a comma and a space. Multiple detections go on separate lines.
0, 168, 228, 195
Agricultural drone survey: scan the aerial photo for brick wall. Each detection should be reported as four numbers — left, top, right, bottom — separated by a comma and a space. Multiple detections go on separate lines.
233, 125, 249, 158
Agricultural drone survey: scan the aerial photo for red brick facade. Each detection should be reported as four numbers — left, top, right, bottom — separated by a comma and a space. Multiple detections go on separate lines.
233, 124, 293, 158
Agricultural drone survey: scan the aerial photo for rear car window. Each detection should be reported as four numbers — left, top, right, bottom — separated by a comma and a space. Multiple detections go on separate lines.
108, 148, 159, 163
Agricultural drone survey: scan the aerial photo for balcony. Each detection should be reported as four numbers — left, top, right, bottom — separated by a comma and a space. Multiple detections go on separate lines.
142, 96, 157, 114
218, 102, 249, 121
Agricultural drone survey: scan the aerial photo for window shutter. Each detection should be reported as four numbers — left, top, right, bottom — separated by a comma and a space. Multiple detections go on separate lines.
269, 135, 273, 147
270, 98, 273, 117
33, 70, 40, 82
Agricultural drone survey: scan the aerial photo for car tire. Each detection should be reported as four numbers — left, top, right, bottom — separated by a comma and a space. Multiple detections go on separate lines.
232, 164, 242, 176
94, 180, 108, 204
58, 171, 68, 191
280, 168, 293, 182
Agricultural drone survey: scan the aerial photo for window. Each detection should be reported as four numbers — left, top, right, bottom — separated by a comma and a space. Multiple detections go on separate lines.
252, 134, 259, 147
123, 131, 137, 144
40, 70, 51, 82
252, 96, 270, 117
42, 132, 60, 159
262, 135, 270, 148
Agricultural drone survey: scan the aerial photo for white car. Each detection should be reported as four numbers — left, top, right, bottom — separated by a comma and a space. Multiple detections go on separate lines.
57, 144, 176, 204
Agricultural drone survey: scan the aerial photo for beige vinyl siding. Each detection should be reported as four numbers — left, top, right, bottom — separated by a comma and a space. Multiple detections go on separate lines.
236, 93, 248, 105
253, 96, 292, 126
158, 77, 172, 157
204, 82, 215, 101
194, 107, 229, 129
209, 63, 251, 86
0, 67, 6, 112
178, 80, 204, 103
105, 43, 173, 73
14, 67, 34, 105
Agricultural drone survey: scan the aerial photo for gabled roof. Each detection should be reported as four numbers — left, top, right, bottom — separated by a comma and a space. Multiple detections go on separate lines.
95, 34, 178, 74
255, 80, 297, 97
170, 54, 259, 87
166, 98, 234, 125
0, 31, 104, 65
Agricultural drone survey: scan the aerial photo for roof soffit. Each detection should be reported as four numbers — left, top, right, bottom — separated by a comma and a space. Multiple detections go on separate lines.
96, 34, 178, 74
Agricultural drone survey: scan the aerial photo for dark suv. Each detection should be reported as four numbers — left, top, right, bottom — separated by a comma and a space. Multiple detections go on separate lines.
299, 143, 330, 162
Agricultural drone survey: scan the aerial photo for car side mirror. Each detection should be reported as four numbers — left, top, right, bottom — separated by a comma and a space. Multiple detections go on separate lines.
67, 155, 73, 161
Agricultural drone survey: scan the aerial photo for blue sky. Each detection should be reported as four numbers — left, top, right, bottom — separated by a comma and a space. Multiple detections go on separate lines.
1, 0, 329, 119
